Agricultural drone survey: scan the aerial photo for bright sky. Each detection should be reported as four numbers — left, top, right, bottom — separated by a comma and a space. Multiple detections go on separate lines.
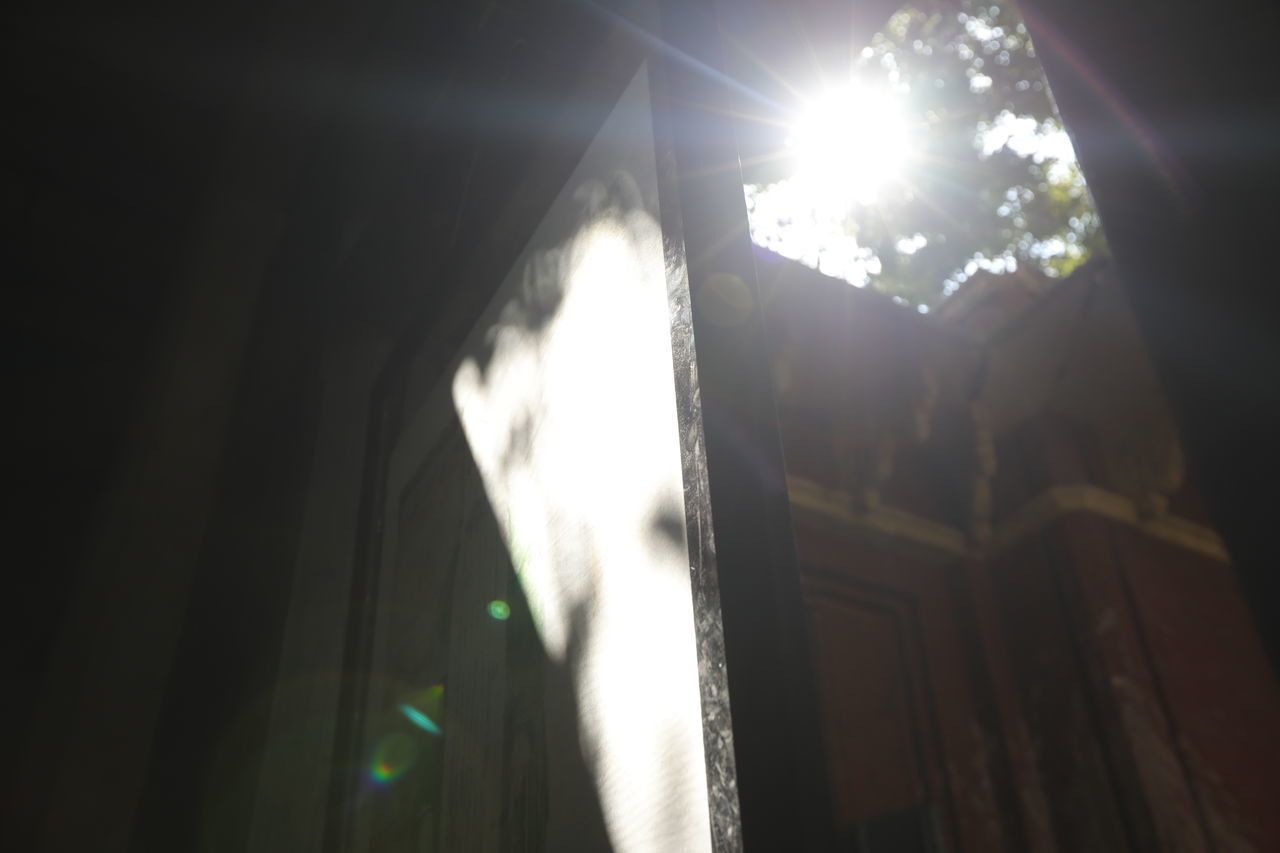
744, 82, 1081, 297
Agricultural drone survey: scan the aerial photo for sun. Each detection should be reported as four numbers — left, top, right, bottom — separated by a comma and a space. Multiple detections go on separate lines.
787, 83, 911, 208
743, 81, 916, 285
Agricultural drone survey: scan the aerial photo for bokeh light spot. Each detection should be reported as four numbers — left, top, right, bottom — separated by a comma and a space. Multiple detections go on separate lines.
698, 273, 754, 327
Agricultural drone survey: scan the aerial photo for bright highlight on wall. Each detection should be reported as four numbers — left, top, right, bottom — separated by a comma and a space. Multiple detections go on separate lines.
449, 67, 714, 852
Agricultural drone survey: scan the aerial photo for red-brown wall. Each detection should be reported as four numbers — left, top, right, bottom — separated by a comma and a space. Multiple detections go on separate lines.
768, 259, 1280, 851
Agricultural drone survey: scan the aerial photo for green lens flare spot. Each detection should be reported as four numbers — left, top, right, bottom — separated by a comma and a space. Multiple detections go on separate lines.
488, 600, 511, 621
369, 732, 419, 785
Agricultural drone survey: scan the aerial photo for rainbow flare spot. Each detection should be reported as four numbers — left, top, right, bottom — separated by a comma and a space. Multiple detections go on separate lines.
369, 732, 418, 785
488, 600, 511, 621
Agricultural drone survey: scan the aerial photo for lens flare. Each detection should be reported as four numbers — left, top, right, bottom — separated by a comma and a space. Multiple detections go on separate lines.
787, 82, 911, 208
487, 600, 511, 621
369, 732, 419, 785
399, 684, 445, 737
399, 703, 442, 735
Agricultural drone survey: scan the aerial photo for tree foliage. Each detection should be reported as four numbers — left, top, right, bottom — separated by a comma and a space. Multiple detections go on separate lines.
745, 0, 1108, 309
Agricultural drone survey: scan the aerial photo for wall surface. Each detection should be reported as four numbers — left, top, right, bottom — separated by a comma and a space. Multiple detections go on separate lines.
764, 255, 1280, 852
